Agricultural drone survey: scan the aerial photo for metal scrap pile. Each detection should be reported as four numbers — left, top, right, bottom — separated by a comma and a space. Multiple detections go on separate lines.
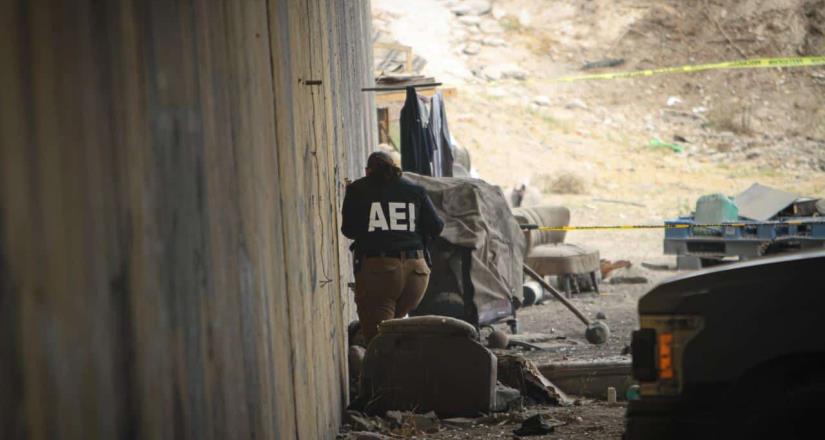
665, 183, 825, 268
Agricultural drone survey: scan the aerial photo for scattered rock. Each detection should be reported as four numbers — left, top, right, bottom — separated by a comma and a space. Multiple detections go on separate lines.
565, 98, 588, 110
451, 4, 473, 15
345, 410, 385, 432
493, 382, 523, 412
451, 0, 491, 16
533, 95, 551, 107
407, 411, 440, 433
458, 15, 482, 26
500, 64, 527, 80
479, 20, 504, 34
481, 37, 506, 47
581, 58, 625, 70
595, 312, 607, 320
491, 5, 505, 20
480, 65, 502, 81
478, 64, 526, 81
487, 329, 510, 349
666, 96, 682, 106
383, 410, 404, 427
462, 42, 481, 55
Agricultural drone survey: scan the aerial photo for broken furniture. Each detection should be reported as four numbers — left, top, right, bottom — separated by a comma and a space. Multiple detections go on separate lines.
406, 174, 525, 333
497, 354, 570, 405
512, 206, 601, 296
665, 183, 825, 269
360, 316, 497, 416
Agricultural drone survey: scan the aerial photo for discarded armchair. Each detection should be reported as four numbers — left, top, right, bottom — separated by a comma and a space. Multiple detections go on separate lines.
512, 206, 601, 296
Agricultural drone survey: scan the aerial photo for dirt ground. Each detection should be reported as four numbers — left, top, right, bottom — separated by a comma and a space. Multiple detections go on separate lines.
425, 404, 627, 440
339, 278, 665, 440
341, 403, 626, 440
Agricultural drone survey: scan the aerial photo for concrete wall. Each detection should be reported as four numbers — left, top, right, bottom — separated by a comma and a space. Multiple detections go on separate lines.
0, 1, 375, 439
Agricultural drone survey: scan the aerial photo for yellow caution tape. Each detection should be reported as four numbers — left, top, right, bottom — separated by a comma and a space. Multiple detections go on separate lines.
535, 221, 821, 232
555, 56, 825, 83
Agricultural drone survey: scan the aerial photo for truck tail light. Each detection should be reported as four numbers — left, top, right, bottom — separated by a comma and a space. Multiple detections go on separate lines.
658, 332, 674, 380
634, 316, 704, 396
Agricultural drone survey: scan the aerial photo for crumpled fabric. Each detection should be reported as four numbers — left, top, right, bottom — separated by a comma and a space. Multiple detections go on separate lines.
400, 87, 435, 175
405, 173, 526, 324
428, 92, 455, 177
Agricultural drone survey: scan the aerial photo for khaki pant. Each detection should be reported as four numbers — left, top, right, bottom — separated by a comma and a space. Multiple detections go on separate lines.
354, 256, 431, 343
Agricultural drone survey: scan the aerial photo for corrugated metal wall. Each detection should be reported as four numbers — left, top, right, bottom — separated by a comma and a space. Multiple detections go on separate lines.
0, 1, 375, 439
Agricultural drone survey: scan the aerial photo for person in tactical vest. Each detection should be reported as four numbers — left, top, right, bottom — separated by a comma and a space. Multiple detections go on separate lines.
341, 151, 444, 343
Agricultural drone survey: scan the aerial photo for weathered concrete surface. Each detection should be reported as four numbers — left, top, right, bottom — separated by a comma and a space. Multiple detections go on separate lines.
0, 1, 374, 439
539, 360, 634, 401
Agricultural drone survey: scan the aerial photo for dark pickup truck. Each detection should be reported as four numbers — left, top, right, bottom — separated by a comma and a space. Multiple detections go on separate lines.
625, 250, 825, 439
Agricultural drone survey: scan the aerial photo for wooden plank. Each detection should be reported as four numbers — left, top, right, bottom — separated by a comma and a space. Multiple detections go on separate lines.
374, 42, 413, 73
374, 86, 458, 105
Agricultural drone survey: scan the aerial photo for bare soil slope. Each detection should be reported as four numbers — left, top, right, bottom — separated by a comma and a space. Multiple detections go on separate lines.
374, 0, 825, 264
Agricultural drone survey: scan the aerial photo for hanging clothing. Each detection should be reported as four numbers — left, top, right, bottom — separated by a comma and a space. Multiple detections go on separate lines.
428, 92, 455, 177
400, 86, 435, 176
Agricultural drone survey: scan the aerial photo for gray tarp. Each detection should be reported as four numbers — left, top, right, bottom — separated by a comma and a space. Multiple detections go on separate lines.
735, 183, 799, 221
406, 173, 526, 324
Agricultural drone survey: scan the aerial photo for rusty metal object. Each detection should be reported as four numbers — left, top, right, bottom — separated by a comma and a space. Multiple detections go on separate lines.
523, 264, 611, 345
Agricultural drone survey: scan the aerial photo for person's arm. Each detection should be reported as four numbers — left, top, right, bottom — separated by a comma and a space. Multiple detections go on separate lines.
418, 190, 444, 238
341, 184, 361, 239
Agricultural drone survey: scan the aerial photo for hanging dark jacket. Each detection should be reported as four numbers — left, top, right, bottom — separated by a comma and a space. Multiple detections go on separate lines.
428, 92, 455, 177
400, 86, 435, 175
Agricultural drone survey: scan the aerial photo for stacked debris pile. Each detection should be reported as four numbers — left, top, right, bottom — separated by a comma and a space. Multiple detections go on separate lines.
664, 183, 825, 268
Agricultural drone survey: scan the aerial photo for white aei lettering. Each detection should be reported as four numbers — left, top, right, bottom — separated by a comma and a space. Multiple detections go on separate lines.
368, 202, 415, 232
408, 203, 416, 231
368, 202, 389, 231
388, 202, 407, 231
